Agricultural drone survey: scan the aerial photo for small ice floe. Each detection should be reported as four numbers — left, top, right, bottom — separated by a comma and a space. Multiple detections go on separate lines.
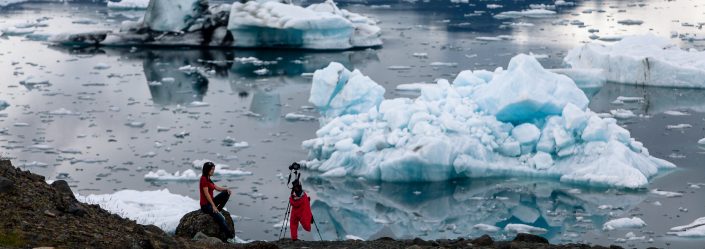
76, 189, 199, 233
13, 123, 29, 127
650, 189, 683, 197
430, 62, 458, 67
19, 76, 50, 85
614, 96, 644, 103
284, 113, 317, 122
617, 19, 644, 25
48, 108, 80, 116
187, 101, 210, 107
621, 232, 646, 241
221, 137, 249, 149
487, 4, 503, 9
253, 68, 269, 75
602, 217, 646, 231
156, 126, 170, 132
388, 65, 411, 70
144, 169, 199, 181
148, 81, 162, 86
597, 35, 623, 42
412, 52, 428, 58
232, 141, 249, 148
125, 121, 146, 128
395, 83, 434, 92
473, 224, 500, 233
161, 77, 175, 83
59, 148, 82, 154
666, 124, 692, 130
0, 100, 9, 110
476, 35, 514, 41
70, 158, 108, 164
664, 110, 689, 116
668, 217, 705, 237
610, 109, 636, 119
494, 9, 556, 19
19, 161, 49, 167
108, 0, 150, 10
504, 224, 547, 234
174, 131, 190, 138
142, 151, 157, 158
93, 63, 111, 70
30, 144, 53, 151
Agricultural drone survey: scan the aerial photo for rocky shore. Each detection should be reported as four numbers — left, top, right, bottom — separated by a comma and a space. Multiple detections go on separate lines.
0, 159, 625, 249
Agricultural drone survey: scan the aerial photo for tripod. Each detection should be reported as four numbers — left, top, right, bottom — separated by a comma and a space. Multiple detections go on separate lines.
277, 167, 323, 241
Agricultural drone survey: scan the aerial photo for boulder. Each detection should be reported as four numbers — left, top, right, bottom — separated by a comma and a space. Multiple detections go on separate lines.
192, 231, 222, 245
471, 234, 494, 246
512, 233, 548, 244
0, 176, 14, 193
175, 210, 234, 242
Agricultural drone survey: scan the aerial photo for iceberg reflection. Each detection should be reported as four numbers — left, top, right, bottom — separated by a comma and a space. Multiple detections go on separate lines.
306, 177, 646, 242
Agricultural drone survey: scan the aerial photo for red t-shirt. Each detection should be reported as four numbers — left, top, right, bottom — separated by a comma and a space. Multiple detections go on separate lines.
199, 176, 215, 206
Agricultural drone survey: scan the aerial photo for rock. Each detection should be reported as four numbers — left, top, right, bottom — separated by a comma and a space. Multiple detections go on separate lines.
51, 180, 75, 200
175, 210, 234, 242
44, 210, 56, 218
0, 176, 14, 193
471, 234, 494, 246
192, 231, 223, 245
512, 233, 548, 244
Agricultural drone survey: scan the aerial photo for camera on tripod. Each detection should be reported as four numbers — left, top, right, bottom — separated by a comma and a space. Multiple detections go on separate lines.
288, 162, 301, 171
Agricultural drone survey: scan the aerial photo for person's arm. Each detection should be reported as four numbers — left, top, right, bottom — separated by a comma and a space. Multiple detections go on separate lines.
202, 186, 218, 213
214, 184, 232, 194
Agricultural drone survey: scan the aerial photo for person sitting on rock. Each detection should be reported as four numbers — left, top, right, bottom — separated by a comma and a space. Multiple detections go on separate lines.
289, 179, 313, 241
200, 161, 235, 241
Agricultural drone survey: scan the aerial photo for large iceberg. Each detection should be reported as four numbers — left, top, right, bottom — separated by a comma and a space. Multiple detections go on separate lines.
227, 0, 382, 49
565, 35, 705, 88
302, 54, 674, 188
51, 0, 382, 50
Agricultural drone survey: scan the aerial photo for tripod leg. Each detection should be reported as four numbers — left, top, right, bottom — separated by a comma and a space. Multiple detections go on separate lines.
311, 214, 323, 241
278, 202, 291, 240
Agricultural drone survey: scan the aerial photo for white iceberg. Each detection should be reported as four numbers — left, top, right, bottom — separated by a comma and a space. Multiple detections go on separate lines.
602, 217, 646, 231
302, 54, 674, 188
565, 35, 705, 88
668, 217, 705, 237
108, 0, 150, 9
76, 189, 199, 233
494, 9, 556, 19
505, 223, 548, 234
227, 0, 382, 49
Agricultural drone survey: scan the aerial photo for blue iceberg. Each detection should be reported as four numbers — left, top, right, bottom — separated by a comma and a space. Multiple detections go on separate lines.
302, 54, 674, 188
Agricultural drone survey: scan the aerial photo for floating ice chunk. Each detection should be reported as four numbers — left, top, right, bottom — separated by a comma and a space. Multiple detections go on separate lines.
20, 76, 50, 85
227, 0, 382, 49
698, 138, 705, 145
93, 63, 111, 70
125, 121, 146, 128
476, 35, 514, 41
187, 101, 209, 107
303, 54, 674, 188
108, 0, 149, 9
395, 83, 435, 92
0, 100, 9, 111
668, 217, 705, 237
603, 217, 646, 230
285, 113, 317, 121
30, 144, 53, 150
144, 0, 206, 32
664, 110, 689, 116
13, 122, 29, 127
19, 161, 49, 167
650, 189, 683, 197
667, 124, 692, 129
253, 68, 269, 75
144, 169, 199, 181
76, 189, 199, 232
504, 224, 547, 234
494, 9, 556, 19
565, 34, 705, 87
610, 109, 636, 119
49, 108, 80, 116
617, 19, 644, 25
60, 148, 82, 154
473, 224, 500, 233
388, 65, 411, 70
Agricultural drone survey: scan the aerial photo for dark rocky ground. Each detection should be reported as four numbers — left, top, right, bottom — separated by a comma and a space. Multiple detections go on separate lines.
0, 159, 629, 249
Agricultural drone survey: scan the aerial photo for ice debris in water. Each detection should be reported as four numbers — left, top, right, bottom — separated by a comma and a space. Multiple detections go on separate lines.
473, 224, 500, 233
302, 54, 674, 188
0, 100, 9, 111
228, 0, 382, 49
504, 224, 547, 234
192, 159, 252, 176
108, 0, 149, 9
565, 34, 705, 88
144, 169, 199, 181
602, 217, 646, 231
650, 189, 683, 197
76, 189, 199, 233
668, 217, 705, 237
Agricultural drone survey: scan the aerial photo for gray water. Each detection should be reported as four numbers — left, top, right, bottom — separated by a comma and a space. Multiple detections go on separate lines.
1, 0, 705, 248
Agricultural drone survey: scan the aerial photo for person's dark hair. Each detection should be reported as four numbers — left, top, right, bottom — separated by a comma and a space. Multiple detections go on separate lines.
292, 179, 303, 197
202, 162, 215, 183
